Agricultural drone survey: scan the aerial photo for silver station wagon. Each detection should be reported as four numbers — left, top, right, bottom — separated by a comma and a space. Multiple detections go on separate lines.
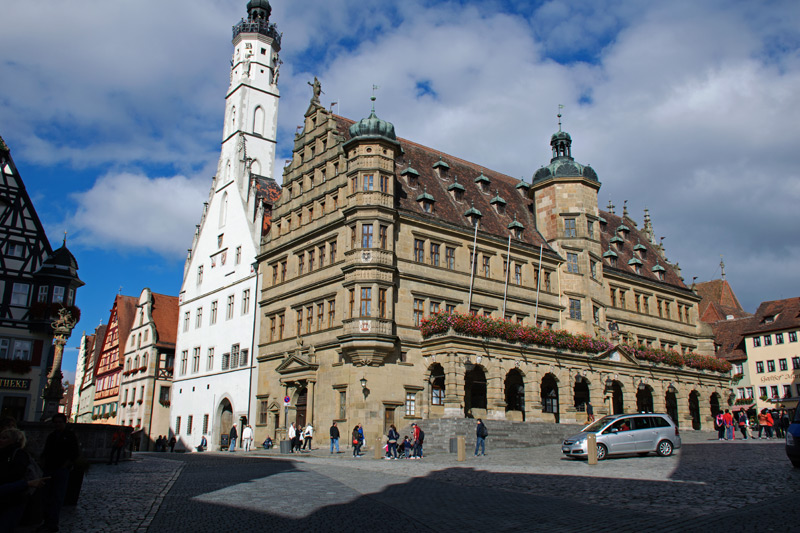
562, 413, 681, 460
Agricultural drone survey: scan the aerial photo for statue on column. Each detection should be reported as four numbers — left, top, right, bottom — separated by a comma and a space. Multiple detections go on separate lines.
41, 308, 78, 421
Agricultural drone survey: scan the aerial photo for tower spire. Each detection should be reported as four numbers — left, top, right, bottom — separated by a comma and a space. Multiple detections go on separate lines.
720, 255, 726, 280
557, 104, 564, 132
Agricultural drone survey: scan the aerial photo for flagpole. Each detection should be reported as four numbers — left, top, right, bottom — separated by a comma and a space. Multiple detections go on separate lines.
501, 234, 511, 317
534, 244, 544, 326
466, 222, 479, 313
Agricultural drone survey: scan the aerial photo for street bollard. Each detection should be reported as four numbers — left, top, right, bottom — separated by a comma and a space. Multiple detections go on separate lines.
375, 436, 383, 459
587, 433, 597, 465
457, 436, 465, 462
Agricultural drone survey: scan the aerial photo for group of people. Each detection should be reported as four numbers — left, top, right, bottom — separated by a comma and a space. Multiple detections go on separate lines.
382, 422, 427, 459
715, 407, 791, 440
0, 413, 79, 533
154, 434, 177, 452
287, 422, 313, 452
227, 424, 254, 452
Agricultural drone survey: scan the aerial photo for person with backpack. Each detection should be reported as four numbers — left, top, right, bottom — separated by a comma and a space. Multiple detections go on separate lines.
475, 418, 488, 456
411, 423, 424, 459
386, 424, 399, 459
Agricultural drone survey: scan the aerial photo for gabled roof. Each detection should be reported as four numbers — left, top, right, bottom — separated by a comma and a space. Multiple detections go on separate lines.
114, 295, 139, 355
745, 297, 800, 335
598, 210, 688, 290
332, 116, 556, 255
150, 292, 179, 349
695, 280, 751, 323
710, 317, 754, 362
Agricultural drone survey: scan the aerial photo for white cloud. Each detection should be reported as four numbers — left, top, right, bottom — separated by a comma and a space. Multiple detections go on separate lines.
66, 172, 209, 258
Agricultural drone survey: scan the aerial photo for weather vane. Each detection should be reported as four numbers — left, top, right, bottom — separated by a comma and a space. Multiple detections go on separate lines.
558, 104, 564, 132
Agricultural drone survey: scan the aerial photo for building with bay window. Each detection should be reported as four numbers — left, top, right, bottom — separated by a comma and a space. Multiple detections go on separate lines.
0, 136, 83, 422
254, 89, 730, 448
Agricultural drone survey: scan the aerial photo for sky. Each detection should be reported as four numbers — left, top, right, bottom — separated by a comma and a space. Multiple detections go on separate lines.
2, 0, 799, 383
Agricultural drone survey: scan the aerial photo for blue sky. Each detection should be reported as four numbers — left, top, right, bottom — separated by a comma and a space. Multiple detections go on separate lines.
2, 0, 799, 382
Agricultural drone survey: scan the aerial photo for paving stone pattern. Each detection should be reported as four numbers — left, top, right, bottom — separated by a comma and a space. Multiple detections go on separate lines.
57, 431, 799, 532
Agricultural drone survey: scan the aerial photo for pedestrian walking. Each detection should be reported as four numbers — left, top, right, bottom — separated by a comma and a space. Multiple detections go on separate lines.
108, 427, 126, 465
715, 412, 725, 440
737, 408, 748, 439
242, 424, 254, 452
329, 422, 340, 454
475, 418, 488, 456
302, 424, 313, 450
387, 424, 399, 459
352, 425, 362, 457
723, 409, 735, 440
780, 409, 790, 438
586, 401, 594, 423
287, 423, 297, 453
229, 424, 238, 452
39, 413, 79, 533
168, 435, 177, 452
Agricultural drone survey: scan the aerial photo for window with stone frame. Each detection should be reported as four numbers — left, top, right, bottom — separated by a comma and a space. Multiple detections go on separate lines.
360, 288, 371, 317
569, 298, 582, 320
308, 250, 315, 271
362, 174, 374, 191
380, 174, 389, 193
379, 225, 388, 249
564, 218, 577, 237
378, 289, 387, 318
430, 243, 440, 266
349, 289, 355, 318
567, 253, 579, 273
306, 306, 313, 333
413, 299, 424, 326
278, 314, 285, 339
328, 300, 335, 328
329, 241, 337, 263
362, 224, 373, 248
514, 263, 522, 285
339, 390, 347, 419
446, 247, 455, 270
405, 391, 417, 416
317, 303, 324, 331
414, 239, 425, 262
482, 255, 490, 277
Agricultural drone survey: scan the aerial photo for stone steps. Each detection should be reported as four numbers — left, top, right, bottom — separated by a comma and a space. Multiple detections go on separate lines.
398, 418, 587, 452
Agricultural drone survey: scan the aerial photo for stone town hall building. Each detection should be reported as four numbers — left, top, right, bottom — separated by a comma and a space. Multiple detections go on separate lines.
253, 93, 730, 445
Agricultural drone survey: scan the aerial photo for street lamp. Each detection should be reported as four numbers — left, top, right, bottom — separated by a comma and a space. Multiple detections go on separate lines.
360, 376, 367, 390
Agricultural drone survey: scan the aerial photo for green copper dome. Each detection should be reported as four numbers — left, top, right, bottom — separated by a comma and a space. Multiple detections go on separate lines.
533, 128, 599, 185
348, 110, 397, 143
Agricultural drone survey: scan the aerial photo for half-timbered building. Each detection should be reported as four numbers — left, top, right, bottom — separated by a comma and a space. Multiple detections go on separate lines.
0, 136, 83, 421
92, 295, 137, 422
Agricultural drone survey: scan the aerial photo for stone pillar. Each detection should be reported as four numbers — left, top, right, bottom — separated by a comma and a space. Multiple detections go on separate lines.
622, 376, 637, 413
652, 382, 667, 413
557, 376, 574, 424
486, 362, 506, 420
588, 376, 607, 416
443, 352, 462, 418
525, 366, 544, 422
307, 380, 316, 427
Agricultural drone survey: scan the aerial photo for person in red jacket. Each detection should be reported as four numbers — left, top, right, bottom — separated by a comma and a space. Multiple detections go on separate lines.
723, 410, 735, 440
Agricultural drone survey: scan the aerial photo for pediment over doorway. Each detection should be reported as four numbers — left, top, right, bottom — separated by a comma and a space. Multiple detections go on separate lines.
593, 345, 640, 366
275, 351, 319, 375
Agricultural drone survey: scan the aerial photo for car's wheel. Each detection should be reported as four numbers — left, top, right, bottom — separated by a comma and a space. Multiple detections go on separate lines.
657, 440, 673, 457
596, 443, 608, 461
791, 457, 800, 469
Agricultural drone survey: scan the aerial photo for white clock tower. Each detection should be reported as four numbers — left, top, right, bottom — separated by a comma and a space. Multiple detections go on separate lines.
170, 0, 282, 452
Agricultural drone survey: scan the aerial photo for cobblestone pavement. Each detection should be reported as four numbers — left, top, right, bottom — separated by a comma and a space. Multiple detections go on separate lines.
56, 430, 798, 532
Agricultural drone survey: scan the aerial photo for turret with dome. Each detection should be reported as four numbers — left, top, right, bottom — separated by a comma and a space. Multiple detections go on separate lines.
532, 113, 599, 184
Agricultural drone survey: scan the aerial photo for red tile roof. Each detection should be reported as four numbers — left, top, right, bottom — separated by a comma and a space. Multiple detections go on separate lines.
710, 317, 754, 362
115, 295, 139, 359
150, 292, 179, 349
332, 115, 558, 258
695, 280, 751, 323
597, 211, 689, 291
746, 297, 800, 335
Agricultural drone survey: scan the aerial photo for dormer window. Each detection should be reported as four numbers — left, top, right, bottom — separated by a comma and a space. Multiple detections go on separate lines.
490, 191, 506, 214
610, 235, 624, 248
401, 167, 420, 188
433, 157, 450, 179
417, 189, 436, 213
603, 248, 617, 268
508, 217, 524, 239
634, 242, 647, 259
464, 202, 482, 228
652, 263, 666, 281
628, 257, 642, 275
616, 224, 630, 239
516, 179, 530, 197
763, 315, 776, 324
448, 177, 465, 202
475, 172, 491, 193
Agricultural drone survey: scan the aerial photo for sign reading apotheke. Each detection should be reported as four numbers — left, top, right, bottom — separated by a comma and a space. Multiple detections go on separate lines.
759, 370, 800, 383
0, 378, 31, 390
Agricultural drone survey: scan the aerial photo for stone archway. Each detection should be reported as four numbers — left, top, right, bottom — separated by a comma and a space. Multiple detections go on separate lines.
689, 390, 701, 430
636, 384, 654, 413
609, 381, 624, 415
709, 392, 721, 419
464, 366, 487, 418
429, 363, 445, 410
504, 369, 525, 421
541, 373, 559, 423
294, 387, 308, 428
666, 389, 679, 426
573, 377, 590, 414
217, 398, 233, 449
